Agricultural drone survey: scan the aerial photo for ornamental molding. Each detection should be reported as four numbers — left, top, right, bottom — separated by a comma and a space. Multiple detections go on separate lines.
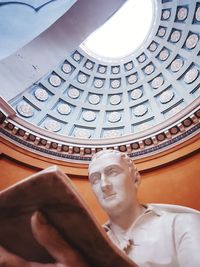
0, 97, 199, 163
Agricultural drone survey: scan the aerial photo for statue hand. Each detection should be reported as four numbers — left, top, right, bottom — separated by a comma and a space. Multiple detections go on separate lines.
0, 245, 31, 267
31, 211, 89, 267
0, 211, 89, 267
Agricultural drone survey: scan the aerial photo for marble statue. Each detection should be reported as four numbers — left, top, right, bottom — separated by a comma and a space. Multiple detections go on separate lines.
0, 149, 200, 267
89, 150, 200, 266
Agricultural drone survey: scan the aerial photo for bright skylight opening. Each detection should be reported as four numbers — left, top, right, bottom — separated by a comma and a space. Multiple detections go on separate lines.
80, 0, 154, 60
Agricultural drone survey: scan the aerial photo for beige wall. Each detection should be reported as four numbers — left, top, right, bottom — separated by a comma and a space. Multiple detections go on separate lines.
0, 151, 200, 224
138, 152, 200, 210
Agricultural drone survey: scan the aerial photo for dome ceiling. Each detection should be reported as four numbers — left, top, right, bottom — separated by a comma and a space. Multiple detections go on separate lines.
0, 0, 200, 164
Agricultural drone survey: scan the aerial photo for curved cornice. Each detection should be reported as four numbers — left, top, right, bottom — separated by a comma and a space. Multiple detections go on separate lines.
0, 97, 199, 166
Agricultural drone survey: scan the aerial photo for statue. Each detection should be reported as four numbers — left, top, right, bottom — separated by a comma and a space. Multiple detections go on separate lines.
0, 149, 200, 267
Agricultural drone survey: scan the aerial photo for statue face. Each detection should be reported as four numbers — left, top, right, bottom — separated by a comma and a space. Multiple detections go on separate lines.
88, 153, 139, 216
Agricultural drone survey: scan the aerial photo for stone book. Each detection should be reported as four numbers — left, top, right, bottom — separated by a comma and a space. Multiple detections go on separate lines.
0, 166, 137, 267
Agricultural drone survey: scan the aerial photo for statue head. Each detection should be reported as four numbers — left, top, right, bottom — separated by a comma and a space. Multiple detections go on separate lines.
88, 150, 141, 217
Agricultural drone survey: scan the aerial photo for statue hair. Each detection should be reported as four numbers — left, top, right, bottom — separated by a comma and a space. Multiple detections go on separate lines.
89, 149, 137, 172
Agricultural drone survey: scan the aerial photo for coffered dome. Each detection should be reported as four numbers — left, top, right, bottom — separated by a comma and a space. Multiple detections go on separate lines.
0, 0, 199, 166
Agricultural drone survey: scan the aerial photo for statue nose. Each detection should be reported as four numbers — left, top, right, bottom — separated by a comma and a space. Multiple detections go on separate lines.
101, 175, 112, 192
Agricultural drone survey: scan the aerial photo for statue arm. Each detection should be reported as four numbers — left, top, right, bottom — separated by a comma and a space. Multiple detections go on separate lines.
175, 213, 200, 267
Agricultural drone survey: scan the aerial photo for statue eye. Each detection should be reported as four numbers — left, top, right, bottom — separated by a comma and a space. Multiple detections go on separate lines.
93, 178, 100, 185
108, 168, 118, 175
90, 174, 100, 185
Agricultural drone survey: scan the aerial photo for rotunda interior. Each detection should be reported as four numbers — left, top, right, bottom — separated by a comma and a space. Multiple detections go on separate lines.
0, 0, 199, 223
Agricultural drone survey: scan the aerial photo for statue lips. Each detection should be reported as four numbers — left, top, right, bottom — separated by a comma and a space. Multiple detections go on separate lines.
103, 193, 116, 200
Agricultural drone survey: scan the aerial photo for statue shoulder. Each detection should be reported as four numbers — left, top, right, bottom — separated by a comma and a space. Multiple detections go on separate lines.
148, 203, 200, 214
